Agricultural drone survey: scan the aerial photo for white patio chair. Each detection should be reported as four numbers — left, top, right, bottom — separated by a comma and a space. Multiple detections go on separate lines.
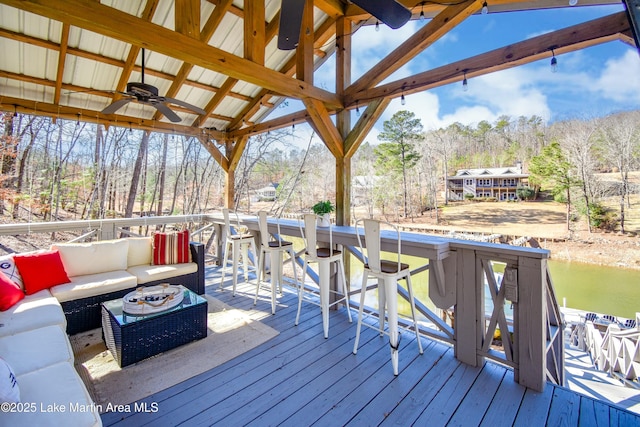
352, 218, 423, 375
296, 214, 352, 338
220, 208, 257, 296
254, 211, 299, 315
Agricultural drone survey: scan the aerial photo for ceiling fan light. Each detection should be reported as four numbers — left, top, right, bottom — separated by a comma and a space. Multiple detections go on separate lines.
482, 1, 488, 14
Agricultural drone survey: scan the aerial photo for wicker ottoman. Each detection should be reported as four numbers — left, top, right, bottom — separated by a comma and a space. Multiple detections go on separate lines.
101, 286, 207, 367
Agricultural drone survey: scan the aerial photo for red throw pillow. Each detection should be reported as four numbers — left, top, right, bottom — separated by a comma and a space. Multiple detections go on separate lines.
152, 230, 192, 265
0, 271, 25, 311
13, 250, 70, 295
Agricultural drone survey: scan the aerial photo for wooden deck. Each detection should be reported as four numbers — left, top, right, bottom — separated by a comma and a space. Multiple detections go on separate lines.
102, 267, 640, 427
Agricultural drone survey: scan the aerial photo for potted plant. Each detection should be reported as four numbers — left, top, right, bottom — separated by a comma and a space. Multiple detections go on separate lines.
312, 200, 335, 227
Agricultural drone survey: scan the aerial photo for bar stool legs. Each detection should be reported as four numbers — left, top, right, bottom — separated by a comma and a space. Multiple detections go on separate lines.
353, 274, 423, 375
220, 236, 257, 296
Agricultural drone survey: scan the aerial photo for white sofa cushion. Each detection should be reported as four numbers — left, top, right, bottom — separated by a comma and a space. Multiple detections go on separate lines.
126, 237, 153, 267
127, 262, 197, 284
0, 325, 73, 376
52, 239, 129, 277
0, 290, 65, 338
0, 357, 19, 404
1, 362, 102, 427
50, 271, 137, 303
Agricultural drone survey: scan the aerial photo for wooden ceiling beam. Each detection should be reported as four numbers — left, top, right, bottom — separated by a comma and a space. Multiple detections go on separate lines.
315, 0, 345, 19
347, 0, 482, 96
228, 135, 248, 171
345, 0, 620, 21
113, 0, 159, 99
344, 98, 390, 158
228, 109, 311, 140
0, 95, 225, 139
53, 23, 69, 105
244, 0, 265, 65
348, 12, 631, 104
229, 16, 338, 131
0, 0, 341, 110
296, 0, 315, 83
0, 27, 263, 105
191, 77, 238, 128
303, 97, 344, 158
153, 0, 234, 122
175, 0, 200, 39
197, 135, 228, 170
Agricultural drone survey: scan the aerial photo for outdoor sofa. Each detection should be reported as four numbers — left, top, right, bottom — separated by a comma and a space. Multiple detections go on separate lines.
0, 234, 204, 426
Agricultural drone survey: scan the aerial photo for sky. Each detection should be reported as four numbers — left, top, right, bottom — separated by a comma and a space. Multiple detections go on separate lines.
271, 4, 640, 148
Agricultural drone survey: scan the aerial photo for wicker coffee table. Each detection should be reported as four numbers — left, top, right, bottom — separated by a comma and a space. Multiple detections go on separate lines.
101, 285, 208, 367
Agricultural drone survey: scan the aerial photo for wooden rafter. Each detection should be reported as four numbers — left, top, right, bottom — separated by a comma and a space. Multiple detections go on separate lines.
0, 95, 224, 139
296, 0, 315, 83
153, 0, 234, 123
175, 0, 200, 39
347, 0, 483, 96
0, 0, 341, 110
113, 0, 159, 101
243, 0, 265, 65
348, 12, 631, 104
303, 97, 344, 158
344, 98, 390, 159
53, 23, 70, 105
191, 77, 238, 128
229, 16, 338, 131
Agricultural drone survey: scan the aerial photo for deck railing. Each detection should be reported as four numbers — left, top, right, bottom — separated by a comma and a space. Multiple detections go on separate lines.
0, 214, 563, 392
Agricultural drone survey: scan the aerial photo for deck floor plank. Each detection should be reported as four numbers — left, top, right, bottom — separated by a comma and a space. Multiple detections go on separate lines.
98, 268, 640, 427
579, 398, 611, 427
410, 362, 484, 426
479, 370, 527, 426
315, 340, 449, 426
228, 328, 390, 426
546, 386, 582, 427
447, 362, 507, 427
357, 345, 460, 427
275, 336, 424, 427
513, 383, 555, 426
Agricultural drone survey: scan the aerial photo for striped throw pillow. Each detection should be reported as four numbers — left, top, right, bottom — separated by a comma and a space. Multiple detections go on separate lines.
152, 230, 192, 265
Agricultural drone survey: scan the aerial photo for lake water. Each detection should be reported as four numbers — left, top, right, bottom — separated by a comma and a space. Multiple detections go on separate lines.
549, 260, 640, 319
348, 255, 640, 320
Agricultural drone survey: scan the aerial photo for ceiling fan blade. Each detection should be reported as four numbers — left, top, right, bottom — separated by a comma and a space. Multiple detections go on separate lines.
101, 98, 133, 115
153, 103, 182, 123
278, 0, 306, 50
351, 0, 411, 29
163, 97, 206, 115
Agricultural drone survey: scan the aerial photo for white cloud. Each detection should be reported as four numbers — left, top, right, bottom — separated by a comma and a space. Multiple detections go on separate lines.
351, 21, 420, 81
592, 49, 640, 102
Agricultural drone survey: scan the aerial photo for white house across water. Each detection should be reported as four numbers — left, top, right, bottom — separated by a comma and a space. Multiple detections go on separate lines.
447, 162, 529, 202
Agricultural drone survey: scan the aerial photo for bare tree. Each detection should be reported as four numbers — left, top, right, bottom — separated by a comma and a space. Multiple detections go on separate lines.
598, 112, 640, 233
124, 131, 149, 218
558, 120, 599, 233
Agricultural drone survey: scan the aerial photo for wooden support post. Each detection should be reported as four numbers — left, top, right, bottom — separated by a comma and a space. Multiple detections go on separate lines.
224, 140, 234, 209
336, 16, 351, 227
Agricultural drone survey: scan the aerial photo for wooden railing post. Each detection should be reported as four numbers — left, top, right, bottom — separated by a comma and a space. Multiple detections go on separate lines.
98, 219, 117, 240
454, 248, 483, 367
516, 255, 546, 391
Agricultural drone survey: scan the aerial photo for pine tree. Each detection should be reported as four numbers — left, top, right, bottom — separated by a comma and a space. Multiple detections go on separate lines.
374, 110, 422, 218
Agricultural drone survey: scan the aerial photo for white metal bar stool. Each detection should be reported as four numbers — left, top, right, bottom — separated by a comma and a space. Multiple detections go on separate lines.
254, 211, 299, 314
352, 218, 423, 375
220, 208, 257, 296
297, 214, 352, 338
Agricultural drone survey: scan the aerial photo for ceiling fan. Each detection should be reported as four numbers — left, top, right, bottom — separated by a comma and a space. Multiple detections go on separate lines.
278, 0, 412, 50
101, 48, 206, 123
